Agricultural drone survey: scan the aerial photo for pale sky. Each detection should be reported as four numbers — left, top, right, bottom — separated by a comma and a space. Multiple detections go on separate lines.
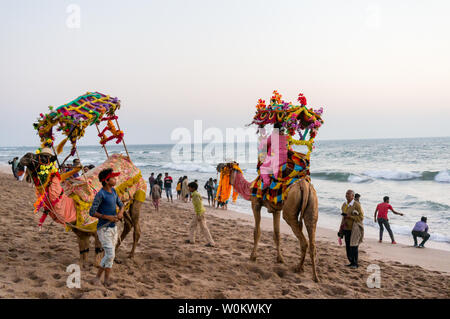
1, 0, 449, 146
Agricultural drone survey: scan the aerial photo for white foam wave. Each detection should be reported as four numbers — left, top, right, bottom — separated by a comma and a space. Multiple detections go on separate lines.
161, 162, 217, 173
363, 170, 422, 180
435, 170, 450, 183
347, 175, 371, 183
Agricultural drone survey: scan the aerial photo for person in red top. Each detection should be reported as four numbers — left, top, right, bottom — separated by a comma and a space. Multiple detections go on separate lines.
164, 172, 174, 203
374, 196, 404, 244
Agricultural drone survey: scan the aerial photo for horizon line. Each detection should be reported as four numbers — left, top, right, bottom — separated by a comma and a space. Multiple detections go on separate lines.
1, 135, 449, 148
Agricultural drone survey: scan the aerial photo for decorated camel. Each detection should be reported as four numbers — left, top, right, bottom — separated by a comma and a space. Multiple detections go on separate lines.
215, 91, 324, 282
17, 92, 146, 268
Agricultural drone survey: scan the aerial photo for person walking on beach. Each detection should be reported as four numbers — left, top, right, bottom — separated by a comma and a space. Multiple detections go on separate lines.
164, 172, 173, 203
149, 173, 155, 196
212, 179, 218, 208
8, 157, 19, 180
181, 176, 189, 203
156, 173, 163, 189
374, 196, 404, 244
185, 182, 215, 247
341, 189, 364, 268
204, 178, 214, 206
412, 216, 431, 248
176, 177, 182, 199
151, 183, 162, 211
89, 168, 124, 287
355, 193, 361, 202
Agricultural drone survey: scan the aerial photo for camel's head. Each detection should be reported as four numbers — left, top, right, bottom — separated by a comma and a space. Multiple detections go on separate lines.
18, 152, 58, 185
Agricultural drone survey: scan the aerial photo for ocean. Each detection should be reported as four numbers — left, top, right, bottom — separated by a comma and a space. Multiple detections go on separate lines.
1, 137, 449, 250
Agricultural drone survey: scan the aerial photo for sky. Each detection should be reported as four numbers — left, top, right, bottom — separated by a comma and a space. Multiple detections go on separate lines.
0, 0, 449, 146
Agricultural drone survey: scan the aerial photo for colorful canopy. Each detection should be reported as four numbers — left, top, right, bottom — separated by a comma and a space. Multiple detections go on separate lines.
33, 92, 121, 150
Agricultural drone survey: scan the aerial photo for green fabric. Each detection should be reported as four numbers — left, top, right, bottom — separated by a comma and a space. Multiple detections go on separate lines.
192, 191, 206, 215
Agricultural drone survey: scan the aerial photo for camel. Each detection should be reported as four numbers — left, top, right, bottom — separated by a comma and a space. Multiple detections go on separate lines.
18, 152, 147, 268
217, 162, 320, 282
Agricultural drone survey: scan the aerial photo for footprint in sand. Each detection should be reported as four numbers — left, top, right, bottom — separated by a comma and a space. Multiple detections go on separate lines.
52, 273, 62, 280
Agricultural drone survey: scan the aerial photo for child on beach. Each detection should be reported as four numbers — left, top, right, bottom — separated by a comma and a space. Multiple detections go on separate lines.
152, 183, 162, 211
88, 168, 124, 287
185, 182, 215, 247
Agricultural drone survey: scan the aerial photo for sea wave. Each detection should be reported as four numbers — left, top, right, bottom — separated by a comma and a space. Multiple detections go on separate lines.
311, 169, 449, 183
434, 170, 450, 183
363, 170, 422, 180
160, 162, 217, 173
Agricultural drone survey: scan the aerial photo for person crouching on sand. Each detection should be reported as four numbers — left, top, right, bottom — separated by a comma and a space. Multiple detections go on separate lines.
89, 168, 124, 287
152, 182, 162, 211
185, 182, 215, 247
412, 216, 430, 248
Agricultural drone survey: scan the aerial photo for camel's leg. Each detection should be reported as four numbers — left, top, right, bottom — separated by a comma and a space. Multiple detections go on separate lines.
94, 232, 104, 268
305, 219, 319, 282
250, 200, 262, 261
129, 201, 142, 259
77, 233, 90, 269
282, 184, 309, 273
271, 210, 284, 263
282, 207, 308, 272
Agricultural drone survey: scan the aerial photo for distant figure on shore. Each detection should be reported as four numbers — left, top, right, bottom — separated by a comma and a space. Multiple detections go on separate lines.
156, 173, 163, 189
204, 178, 214, 206
8, 157, 19, 180
412, 216, 430, 248
151, 183, 162, 211
72, 159, 81, 178
164, 172, 173, 203
181, 176, 189, 202
212, 179, 218, 207
374, 196, 404, 244
185, 182, 215, 247
149, 173, 155, 196
83, 164, 95, 174
176, 177, 182, 199
355, 193, 361, 202
341, 189, 364, 268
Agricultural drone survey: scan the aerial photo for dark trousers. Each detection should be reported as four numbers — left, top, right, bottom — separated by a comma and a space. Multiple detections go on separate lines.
412, 230, 430, 246
378, 218, 395, 242
342, 230, 359, 266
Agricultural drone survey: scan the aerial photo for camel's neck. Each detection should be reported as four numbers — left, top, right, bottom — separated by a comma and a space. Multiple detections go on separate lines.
231, 170, 252, 201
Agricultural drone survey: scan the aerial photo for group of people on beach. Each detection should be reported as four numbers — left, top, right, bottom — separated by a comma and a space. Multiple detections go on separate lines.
148, 173, 224, 211
84, 168, 217, 286
338, 191, 432, 268
7, 155, 434, 286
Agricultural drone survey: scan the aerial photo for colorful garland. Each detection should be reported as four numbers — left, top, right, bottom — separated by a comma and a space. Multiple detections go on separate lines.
251, 90, 324, 158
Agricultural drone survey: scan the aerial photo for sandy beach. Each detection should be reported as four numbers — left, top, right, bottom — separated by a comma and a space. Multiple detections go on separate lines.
0, 172, 449, 299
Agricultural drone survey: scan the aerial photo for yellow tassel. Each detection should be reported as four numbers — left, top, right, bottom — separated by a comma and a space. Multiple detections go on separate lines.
56, 138, 68, 155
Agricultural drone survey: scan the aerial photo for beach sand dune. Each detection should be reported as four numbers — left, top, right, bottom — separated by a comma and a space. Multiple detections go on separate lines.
0, 173, 449, 299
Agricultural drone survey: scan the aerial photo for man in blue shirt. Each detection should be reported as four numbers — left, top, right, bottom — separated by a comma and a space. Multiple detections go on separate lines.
412, 216, 430, 248
89, 168, 124, 286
